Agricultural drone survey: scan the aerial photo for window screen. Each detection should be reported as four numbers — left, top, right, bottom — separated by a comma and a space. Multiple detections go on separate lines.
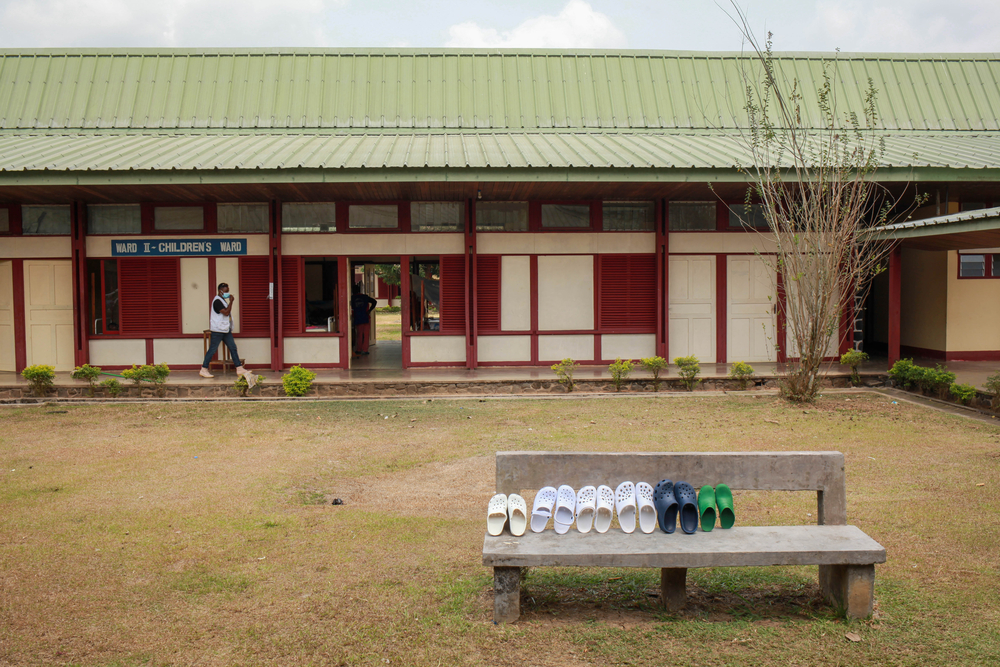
729, 204, 769, 229
154, 206, 204, 231
0, 208, 9, 233
88, 205, 141, 234
541, 204, 590, 229
218, 204, 269, 233
669, 202, 716, 231
411, 202, 464, 232
349, 205, 398, 229
282, 203, 336, 233
960, 254, 987, 277
961, 202, 987, 212
476, 202, 528, 231
603, 202, 655, 231
22, 205, 71, 235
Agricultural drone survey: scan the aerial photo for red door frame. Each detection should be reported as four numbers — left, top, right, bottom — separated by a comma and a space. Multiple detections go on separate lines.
715, 254, 727, 364
400, 254, 412, 368
12, 258, 26, 371
888, 243, 902, 367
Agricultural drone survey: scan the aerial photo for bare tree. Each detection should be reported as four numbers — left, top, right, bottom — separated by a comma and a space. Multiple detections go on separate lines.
724, 5, 921, 402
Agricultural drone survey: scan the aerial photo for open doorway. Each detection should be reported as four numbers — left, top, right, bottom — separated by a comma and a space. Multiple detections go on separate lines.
349, 260, 403, 370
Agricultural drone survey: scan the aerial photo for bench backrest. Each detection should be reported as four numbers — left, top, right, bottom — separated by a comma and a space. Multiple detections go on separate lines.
495, 451, 847, 525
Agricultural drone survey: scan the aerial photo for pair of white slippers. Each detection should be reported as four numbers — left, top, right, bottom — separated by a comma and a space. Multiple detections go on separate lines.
531, 482, 657, 534
486, 493, 528, 537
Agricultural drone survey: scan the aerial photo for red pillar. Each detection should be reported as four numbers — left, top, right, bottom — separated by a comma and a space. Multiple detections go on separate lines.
656, 199, 669, 359
715, 254, 727, 364
465, 198, 476, 369
888, 244, 902, 367
71, 201, 89, 367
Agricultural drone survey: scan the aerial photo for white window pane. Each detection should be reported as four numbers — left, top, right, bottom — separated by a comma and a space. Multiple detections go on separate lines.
22, 205, 71, 235
218, 204, 269, 233
541, 204, 590, 228
476, 202, 528, 231
154, 206, 203, 230
603, 202, 654, 231
88, 205, 141, 234
349, 205, 397, 229
960, 254, 986, 277
669, 202, 716, 231
282, 203, 336, 233
411, 202, 463, 232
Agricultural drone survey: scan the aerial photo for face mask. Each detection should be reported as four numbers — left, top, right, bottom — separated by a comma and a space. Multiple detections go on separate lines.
222, 292, 231, 298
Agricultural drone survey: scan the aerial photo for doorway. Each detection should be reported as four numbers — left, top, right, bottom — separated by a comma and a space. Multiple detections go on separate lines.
349, 259, 403, 370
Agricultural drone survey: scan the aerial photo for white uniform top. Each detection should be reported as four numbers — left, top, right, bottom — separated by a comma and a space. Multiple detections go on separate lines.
209, 295, 232, 333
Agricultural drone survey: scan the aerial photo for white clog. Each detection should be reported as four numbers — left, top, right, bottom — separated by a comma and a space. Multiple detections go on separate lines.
595, 485, 615, 534
615, 481, 637, 534
487, 493, 508, 536
636, 482, 656, 534
508, 493, 528, 537
575, 486, 597, 533
531, 486, 557, 533
554, 485, 576, 534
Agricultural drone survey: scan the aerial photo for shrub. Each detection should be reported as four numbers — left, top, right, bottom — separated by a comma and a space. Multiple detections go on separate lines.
71, 364, 102, 397
888, 358, 918, 389
950, 382, 978, 406
21, 364, 55, 397
984, 372, 1000, 410
728, 361, 755, 390
101, 378, 123, 398
551, 358, 579, 392
839, 349, 869, 387
640, 356, 669, 392
282, 366, 316, 397
234, 373, 266, 398
674, 355, 701, 391
121, 363, 171, 397
608, 358, 633, 392
375, 305, 401, 313
888, 359, 955, 398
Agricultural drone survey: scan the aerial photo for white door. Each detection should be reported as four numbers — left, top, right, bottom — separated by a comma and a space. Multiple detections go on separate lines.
24, 260, 75, 371
668, 255, 715, 361
727, 255, 776, 363
0, 261, 14, 371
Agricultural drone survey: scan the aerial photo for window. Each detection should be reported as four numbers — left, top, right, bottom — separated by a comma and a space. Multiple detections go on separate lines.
409, 258, 440, 332
88, 205, 141, 234
957, 253, 1000, 278
22, 205, 71, 235
154, 206, 204, 231
117, 258, 181, 335
729, 204, 769, 229
598, 254, 657, 331
669, 202, 716, 231
411, 202, 464, 232
476, 255, 501, 332
219, 204, 269, 233
282, 203, 336, 233
603, 202, 655, 231
281, 256, 304, 333
541, 204, 591, 229
476, 202, 528, 231
303, 258, 341, 332
86, 259, 119, 334
238, 256, 271, 335
349, 204, 397, 230
0, 208, 9, 233
961, 202, 987, 212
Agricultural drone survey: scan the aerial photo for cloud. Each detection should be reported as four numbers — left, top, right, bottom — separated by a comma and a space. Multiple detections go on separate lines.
445, 0, 626, 49
0, 0, 342, 48
810, 0, 1000, 52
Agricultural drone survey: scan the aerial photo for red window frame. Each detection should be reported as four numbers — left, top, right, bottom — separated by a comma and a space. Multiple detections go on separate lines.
0, 204, 20, 235
957, 253, 1000, 279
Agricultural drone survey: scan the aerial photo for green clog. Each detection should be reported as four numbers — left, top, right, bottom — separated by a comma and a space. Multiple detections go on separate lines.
715, 483, 735, 529
697, 485, 716, 532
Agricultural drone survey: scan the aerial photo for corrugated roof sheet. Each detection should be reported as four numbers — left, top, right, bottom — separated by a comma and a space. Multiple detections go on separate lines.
1, 49, 999, 131
1, 131, 998, 172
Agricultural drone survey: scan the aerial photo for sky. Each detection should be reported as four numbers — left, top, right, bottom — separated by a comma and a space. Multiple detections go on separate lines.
0, 0, 997, 53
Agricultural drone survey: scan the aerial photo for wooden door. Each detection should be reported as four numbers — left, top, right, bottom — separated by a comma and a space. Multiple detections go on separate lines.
24, 260, 74, 371
727, 255, 776, 363
668, 255, 715, 361
0, 261, 14, 371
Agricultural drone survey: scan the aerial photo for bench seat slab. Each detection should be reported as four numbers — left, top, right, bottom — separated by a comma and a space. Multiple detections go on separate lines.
483, 525, 886, 569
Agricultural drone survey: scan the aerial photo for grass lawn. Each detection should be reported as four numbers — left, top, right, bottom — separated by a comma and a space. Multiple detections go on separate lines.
1, 393, 998, 666
375, 311, 401, 341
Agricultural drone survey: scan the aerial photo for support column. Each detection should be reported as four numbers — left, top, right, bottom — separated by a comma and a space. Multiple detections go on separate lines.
819, 563, 876, 619
466, 198, 477, 369
656, 199, 669, 359
71, 201, 89, 367
660, 567, 687, 612
270, 199, 282, 372
888, 244, 902, 367
400, 255, 411, 369
493, 566, 521, 623
716, 254, 727, 364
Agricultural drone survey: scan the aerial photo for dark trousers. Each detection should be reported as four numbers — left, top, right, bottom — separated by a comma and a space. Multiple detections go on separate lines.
202, 331, 242, 368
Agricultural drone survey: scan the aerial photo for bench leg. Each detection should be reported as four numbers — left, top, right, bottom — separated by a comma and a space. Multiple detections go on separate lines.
819, 564, 875, 619
493, 566, 521, 623
660, 567, 687, 612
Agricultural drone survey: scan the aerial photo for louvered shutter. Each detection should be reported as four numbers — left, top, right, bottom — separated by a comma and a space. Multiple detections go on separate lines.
476, 255, 500, 332
239, 256, 270, 335
438, 255, 466, 334
599, 254, 657, 331
118, 258, 180, 335
281, 256, 303, 334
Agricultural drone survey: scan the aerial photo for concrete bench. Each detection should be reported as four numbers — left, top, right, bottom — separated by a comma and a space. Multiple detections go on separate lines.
482, 451, 886, 622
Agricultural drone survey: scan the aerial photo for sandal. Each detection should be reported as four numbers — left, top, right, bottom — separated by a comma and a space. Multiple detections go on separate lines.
575, 486, 597, 534
531, 486, 557, 533
653, 479, 678, 533
508, 493, 528, 536
594, 485, 615, 534
674, 482, 699, 535
636, 482, 656, 534
615, 481, 637, 534
487, 493, 508, 536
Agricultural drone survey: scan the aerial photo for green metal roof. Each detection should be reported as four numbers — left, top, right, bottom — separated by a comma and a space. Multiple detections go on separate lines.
1, 49, 999, 132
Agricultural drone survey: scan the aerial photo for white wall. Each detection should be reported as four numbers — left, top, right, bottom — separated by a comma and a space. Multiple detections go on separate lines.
410, 335, 466, 363
0, 261, 14, 371
0, 237, 72, 259
477, 335, 531, 362
180, 258, 209, 334
284, 337, 340, 365
478, 233, 654, 255
500, 255, 531, 331
281, 233, 465, 256
601, 334, 656, 360
153, 338, 205, 366
538, 334, 594, 361
537, 255, 593, 331
90, 338, 146, 366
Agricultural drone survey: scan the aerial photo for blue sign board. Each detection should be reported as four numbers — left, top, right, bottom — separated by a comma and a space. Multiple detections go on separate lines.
111, 238, 248, 257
